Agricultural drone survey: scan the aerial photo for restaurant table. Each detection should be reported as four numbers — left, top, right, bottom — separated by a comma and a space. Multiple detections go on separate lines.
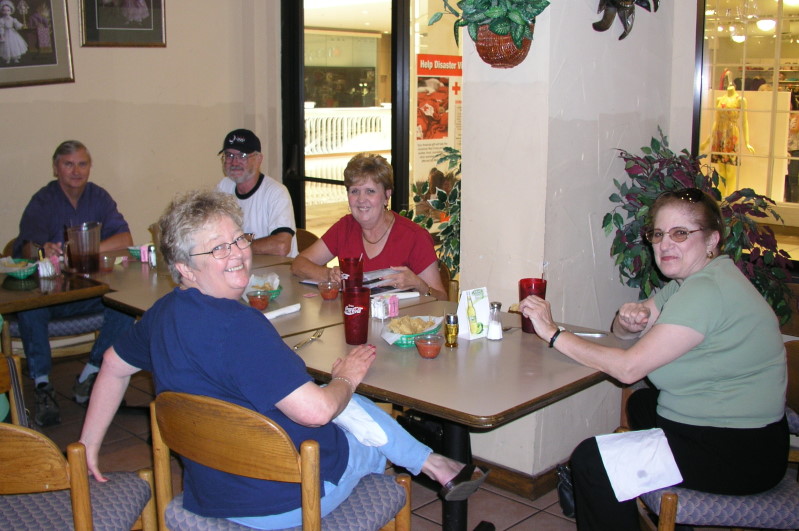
285, 300, 631, 531
103, 261, 435, 338
0, 272, 111, 355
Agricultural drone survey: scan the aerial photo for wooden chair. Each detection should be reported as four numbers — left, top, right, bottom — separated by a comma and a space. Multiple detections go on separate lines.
0, 424, 156, 530
1, 355, 25, 426
437, 260, 458, 303
2, 238, 105, 361
296, 228, 319, 253
151, 392, 411, 531
636, 340, 799, 531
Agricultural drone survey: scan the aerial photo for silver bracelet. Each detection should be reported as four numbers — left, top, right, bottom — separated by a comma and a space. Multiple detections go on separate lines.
332, 376, 355, 393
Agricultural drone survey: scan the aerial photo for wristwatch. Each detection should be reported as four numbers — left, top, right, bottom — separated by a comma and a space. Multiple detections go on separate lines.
425, 285, 433, 297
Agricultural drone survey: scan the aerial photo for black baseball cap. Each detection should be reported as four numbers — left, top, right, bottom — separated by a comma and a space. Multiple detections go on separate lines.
218, 129, 261, 154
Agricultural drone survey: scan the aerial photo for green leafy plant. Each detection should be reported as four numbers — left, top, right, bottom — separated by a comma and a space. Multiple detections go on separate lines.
601, 129, 794, 324
429, 0, 551, 49
401, 147, 462, 277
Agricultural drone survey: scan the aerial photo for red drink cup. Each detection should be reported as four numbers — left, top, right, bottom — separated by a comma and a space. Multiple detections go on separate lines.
340, 257, 363, 290
342, 287, 371, 345
518, 278, 547, 333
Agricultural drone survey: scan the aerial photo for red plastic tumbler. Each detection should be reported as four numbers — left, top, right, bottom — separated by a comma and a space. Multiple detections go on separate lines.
343, 286, 371, 345
518, 278, 547, 333
340, 257, 364, 290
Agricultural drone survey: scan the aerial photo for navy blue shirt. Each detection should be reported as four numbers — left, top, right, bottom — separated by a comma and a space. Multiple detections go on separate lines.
115, 287, 349, 517
13, 181, 130, 257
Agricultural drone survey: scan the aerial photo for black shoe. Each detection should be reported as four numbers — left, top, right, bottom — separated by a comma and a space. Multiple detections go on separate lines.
72, 372, 97, 405
34, 382, 61, 427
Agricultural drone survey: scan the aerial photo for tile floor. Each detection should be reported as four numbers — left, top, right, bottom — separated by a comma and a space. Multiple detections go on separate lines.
25, 355, 582, 530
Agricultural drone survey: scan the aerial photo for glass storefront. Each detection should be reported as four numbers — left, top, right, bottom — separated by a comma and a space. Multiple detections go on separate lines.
701, 0, 799, 222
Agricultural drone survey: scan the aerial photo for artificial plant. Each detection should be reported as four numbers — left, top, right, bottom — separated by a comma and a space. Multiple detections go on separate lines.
429, 0, 550, 49
601, 129, 793, 324
402, 147, 462, 277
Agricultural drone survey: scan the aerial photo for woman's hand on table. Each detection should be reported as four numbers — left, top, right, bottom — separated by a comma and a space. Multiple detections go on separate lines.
519, 295, 559, 342
331, 344, 376, 389
327, 266, 342, 283
381, 266, 422, 292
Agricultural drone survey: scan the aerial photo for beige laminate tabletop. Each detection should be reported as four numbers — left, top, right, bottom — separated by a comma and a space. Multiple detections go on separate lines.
288, 300, 631, 430
102, 261, 435, 338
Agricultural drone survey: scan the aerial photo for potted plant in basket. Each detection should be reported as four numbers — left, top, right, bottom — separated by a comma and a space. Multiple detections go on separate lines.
429, 0, 551, 68
601, 129, 794, 324
402, 147, 462, 278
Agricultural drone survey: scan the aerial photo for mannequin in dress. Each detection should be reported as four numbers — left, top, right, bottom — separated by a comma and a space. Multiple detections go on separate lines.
701, 83, 755, 197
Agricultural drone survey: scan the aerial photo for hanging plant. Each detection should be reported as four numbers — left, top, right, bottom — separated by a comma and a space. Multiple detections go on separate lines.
401, 147, 462, 277
428, 0, 550, 67
601, 129, 794, 324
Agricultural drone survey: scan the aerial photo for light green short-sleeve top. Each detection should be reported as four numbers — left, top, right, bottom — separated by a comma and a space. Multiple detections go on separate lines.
650, 255, 786, 428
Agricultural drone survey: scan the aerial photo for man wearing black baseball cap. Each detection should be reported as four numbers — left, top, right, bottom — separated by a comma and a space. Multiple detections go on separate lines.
216, 129, 298, 257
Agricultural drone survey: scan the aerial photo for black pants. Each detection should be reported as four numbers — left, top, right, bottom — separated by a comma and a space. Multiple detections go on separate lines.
787, 150, 799, 202
570, 388, 789, 531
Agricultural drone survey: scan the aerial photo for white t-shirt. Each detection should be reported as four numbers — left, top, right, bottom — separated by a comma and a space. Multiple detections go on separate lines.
216, 174, 298, 257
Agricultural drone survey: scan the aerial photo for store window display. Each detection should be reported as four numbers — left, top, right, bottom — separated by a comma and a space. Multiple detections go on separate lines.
701, 71, 754, 197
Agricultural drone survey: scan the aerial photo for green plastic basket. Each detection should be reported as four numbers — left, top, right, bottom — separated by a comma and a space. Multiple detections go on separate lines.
4, 259, 37, 280
394, 323, 442, 348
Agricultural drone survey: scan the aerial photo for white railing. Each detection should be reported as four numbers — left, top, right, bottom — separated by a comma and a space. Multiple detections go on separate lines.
304, 107, 391, 204
305, 107, 391, 156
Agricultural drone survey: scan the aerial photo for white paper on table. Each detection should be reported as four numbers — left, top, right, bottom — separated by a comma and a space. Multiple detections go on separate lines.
263, 303, 301, 320
380, 315, 444, 345
595, 428, 683, 502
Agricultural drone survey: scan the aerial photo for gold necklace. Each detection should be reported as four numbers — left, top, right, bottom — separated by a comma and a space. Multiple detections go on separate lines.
362, 213, 394, 245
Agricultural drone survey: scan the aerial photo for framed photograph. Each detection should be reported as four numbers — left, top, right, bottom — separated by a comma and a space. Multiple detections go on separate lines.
80, 0, 164, 47
0, 0, 74, 88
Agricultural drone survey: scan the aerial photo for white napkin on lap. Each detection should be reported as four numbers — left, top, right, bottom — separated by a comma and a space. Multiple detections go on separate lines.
332, 396, 388, 447
263, 303, 301, 320
596, 428, 683, 502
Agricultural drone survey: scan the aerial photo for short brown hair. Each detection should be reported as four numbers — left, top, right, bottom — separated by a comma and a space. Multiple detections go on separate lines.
650, 188, 725, 253
343, 153, 394, 192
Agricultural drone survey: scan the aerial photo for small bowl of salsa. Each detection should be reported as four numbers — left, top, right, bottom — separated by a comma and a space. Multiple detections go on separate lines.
414, 334, 444, 359
246, 290, 271, 311
318, 280, 340, 300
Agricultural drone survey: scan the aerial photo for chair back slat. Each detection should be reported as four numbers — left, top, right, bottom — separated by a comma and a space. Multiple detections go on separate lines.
154, 392, 303, 482
787, 340, 799, 413
0, 423, 70, 494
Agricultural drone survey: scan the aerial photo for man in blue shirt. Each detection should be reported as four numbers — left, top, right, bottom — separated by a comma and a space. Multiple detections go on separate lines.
13, 140, 134, 426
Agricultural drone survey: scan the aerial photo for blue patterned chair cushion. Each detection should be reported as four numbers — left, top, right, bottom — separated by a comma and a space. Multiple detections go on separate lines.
0, 471, 151, 531
165, 473, 407, 531
8, 312, 104, 338
640, 469, 799, 528
787, 406, 799, 434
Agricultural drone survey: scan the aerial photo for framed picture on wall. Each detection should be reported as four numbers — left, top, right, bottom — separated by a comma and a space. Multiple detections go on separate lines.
0, 0, 74, 88
80, 0, 165, 47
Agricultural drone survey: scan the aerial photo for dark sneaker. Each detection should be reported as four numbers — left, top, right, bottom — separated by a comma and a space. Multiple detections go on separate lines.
34, 382, 61, 427
72, 372, 97, 405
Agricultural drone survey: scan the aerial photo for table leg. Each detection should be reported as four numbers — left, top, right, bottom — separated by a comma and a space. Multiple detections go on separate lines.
441, 421, 470, 531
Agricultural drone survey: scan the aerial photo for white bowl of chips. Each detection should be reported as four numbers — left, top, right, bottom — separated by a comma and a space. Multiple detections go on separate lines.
381, 315, 444, 348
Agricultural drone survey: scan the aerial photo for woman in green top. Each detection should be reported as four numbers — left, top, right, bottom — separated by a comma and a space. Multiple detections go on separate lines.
521, 188, 788, 531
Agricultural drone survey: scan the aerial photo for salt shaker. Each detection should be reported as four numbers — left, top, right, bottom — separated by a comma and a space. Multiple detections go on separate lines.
487, 301, 503, 340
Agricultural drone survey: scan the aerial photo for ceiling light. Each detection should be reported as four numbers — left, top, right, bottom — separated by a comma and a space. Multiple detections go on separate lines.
785, 0, 799, 6
731, 34, 746, 43
757, 18, 776, 31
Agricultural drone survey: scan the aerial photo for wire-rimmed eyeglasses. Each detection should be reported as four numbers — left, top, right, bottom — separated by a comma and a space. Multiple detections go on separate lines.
644, 228, 705, 244
189, 233, 254, 259
220, 151, 259, 163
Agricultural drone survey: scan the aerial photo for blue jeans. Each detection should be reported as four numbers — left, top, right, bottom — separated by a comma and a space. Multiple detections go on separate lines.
229, 394, 432, 529
16, 298, 134, 380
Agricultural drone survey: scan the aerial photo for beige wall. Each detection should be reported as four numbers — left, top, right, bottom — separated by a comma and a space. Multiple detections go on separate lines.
0, 0, 282, 248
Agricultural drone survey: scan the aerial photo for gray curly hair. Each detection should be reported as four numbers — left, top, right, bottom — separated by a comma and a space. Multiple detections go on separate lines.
157, 190, 244, 283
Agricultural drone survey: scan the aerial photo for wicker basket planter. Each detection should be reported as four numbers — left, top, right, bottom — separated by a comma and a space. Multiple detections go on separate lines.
474, 23, 535, 68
